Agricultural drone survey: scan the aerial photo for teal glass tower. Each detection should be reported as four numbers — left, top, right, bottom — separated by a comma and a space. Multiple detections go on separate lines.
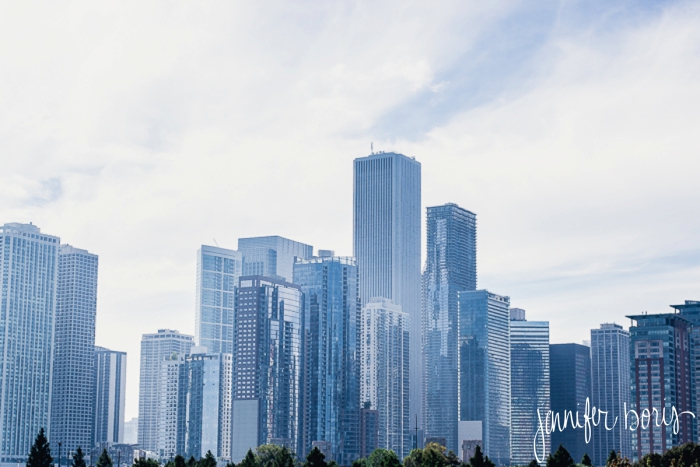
422, 203, 476, 452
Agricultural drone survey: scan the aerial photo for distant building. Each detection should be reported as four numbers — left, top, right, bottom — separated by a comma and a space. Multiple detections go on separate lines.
422, 203, 477, 453
195, 245, 242, 354
549, 343, 592, 463
360, 404, 379, 458
670, 300, 700, 443
353, 152, 422, 427
123, 418, 139, 445
509, 310, 550, 465
0, 223, 59, 466
628, 313, 693, 457
138, 329, 194, 453
360, 297, 410, 458
93, 346, 127, 445
457, 290, 511, 466
590, 323, 631, 465
230, 276, 303, 462
157, 353, 186, 459
462, 440, 482, 463
293, 256, 360, 464
238, 236, 312, 282
311, 441, 332, 461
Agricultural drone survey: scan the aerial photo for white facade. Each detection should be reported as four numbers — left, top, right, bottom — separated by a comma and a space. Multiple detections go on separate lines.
158, 354, 185, 459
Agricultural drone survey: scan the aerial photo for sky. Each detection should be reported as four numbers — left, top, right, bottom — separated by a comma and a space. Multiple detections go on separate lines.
1, 0, 699, 421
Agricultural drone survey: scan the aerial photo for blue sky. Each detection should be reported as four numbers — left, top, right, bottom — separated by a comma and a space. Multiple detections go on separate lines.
1, 0, 699, 419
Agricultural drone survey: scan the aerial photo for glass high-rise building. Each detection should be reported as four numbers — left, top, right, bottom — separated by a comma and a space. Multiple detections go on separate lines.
353, 152, 421, 427
627, 313, 693, 457
195, 245, 242, 354
422, 203, 476, 452
231, 276, 303, 462
138, 329, 194, 453
670, 300, 700, 443
509, 309, 550, 465
293, 256, 360, 464
590, 323, 631, 465
93, 346, 127, 445
51, 244, 99, 461
360, 297, 410, 458
238, 236, 312, 282
0, 223, 59, 465
549, 343, 592, 463
457, 290, 511, 466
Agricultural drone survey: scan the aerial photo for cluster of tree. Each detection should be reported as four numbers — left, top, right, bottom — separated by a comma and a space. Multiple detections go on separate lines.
350, 443, 493, 467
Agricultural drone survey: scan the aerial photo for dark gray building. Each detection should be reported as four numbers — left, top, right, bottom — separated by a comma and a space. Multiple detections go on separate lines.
549, 343, 592, 463
671, 300, 700, 444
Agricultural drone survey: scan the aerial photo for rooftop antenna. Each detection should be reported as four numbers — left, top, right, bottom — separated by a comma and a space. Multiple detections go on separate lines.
371, 142, 374, 155
213, 238, 219, 247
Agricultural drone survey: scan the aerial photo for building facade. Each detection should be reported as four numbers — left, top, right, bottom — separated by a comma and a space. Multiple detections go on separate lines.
93, 346, 127, 445
628, 313, 693, 457
509, 310, 550, 465
353, 152, 422, 428
590, 323, 631, 465
457, 290, 511, 466
293, 256, 360, 464
360, 404, 379, 458
231, 276, 303, 462
0, 223, 59, 466
238, 236, 313, 282
51, 244, 99, 460
671, 300, 700, 443
360, 297, 410, 458
195, 245, 242, 354
138, 329, 194, 453
158, 354, 186, 459
549, 343, 592, 463
422, 203, 476, 452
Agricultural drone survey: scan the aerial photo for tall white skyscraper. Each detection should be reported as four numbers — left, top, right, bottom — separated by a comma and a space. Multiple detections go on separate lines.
360, 297, 410, 458
93, 346, 127, 445
138, 329, 194, 453
591, 323, 631, 464
52, 244, 99, 461
353, 152, 421, 428
0, 223, 59, 466
195, 245, 242, 354
237, 236, 313, 282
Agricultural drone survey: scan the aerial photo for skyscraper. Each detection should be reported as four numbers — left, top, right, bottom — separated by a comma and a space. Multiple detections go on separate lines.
422, 203, 476, 452
509, 309, 550, 465
353, 152, 421, 427
138, 329, 194, 453
670, 300, 700, 443
293, 256, 360, 464
195, 245, 242, 354
457, 290, 511, 466
158, 354, 187, 459
627, 313, 693, 457
590, 323, 631, 465
549, 343, 592, 463
360, 297, 410, 458
52, 244, 99, 460
238, 236, 313, 282
231, 276, 303, 462
0, 223, 59, 465
93, 346, 127, 445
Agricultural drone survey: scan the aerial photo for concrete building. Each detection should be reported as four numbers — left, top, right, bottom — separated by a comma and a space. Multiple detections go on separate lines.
93, 346, 127, 445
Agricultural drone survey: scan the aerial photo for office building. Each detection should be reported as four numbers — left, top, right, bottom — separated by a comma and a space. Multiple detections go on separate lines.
138, 329, 194, 453
158, 354, 186, 459
93, 347, 127, 445
123, 418, 138, 445
628, 313, 693, 457
590, 323, 631, 465
293, 256, 360, 464
51, 245, 99, 460
509, 309, 550, 465
360, 297, 410, 458
195, 245, 242, 354
238, 236, 312, 282
671, 300, 700, 443
360, 403, 379, 458
422, 203, 477, 452
231, 276, 303, 462
353, 152, 421, 427
549, 343, 592, 463
457, 290, 511, 466
0, 223, 59, 466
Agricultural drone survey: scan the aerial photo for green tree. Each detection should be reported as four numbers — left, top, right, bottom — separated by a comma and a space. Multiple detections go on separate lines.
97, 449, 114, 467
273, 447, 294, 467
133, 459, 160, 467
469, 446, 494, 467
528, 460, 540, 467
582, 454, 593, 467
546, 445, 574, 467
328, 462, 338, 467
352, 458, 368, 467
187, 457, 198, 467
606, 452, 617, 467
239, 450, 257, 467
257, 445, 285, 467
173, 455, 186, 467
27, 428, 53, 467
305, 448, 327, 467
200, 452, 217, 467
368, 449, 401, 467
72, 448, 87, 467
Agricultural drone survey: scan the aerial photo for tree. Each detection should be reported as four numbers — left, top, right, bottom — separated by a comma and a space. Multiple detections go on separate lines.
606, 452, 617, 467
469, 446, 490, 467
97, 449, 114, 467
528, 460, 540, 467
187, 457, 198, 467
582, 454, 593, 467
72, 448, 87, 467
133, 459, 160, 467
352, 459, 368, 467
273, 447, 294, 467
174, 455, 186, 467
239, 450, 257, 467
546, 445, 574, 467
305, 448, 327, 467
257, 445, 285, 467
27, 428, 53, 467
328, 462, 338, 467
200, 452, 217, 467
